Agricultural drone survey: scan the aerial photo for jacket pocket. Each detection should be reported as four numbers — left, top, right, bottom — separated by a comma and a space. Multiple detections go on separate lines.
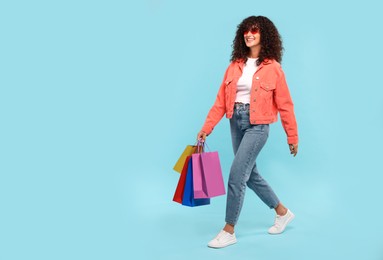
259, 82, 275, 116
260, 82, 276, 91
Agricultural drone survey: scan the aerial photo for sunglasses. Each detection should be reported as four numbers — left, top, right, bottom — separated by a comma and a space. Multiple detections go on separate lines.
243, 28, 259, 35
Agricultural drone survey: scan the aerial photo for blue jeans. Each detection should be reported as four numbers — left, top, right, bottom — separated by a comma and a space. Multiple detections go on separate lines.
225, 103, 280, 225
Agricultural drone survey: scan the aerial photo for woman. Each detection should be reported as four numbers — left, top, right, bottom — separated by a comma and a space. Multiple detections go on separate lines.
197, 16, 299, 249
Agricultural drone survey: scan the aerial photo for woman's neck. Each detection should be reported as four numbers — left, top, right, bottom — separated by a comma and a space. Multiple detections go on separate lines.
248, 46, 261, 59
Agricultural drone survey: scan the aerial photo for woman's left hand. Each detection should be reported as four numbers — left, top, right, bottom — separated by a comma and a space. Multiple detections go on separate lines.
289, 143, 298, 157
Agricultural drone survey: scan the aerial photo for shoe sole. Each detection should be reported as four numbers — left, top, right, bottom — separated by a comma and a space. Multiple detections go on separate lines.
268, 213, 295, 235
207, 240, 237, 249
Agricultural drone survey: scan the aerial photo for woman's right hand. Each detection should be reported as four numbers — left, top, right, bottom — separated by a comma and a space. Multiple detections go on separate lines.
197, 131, 207, 142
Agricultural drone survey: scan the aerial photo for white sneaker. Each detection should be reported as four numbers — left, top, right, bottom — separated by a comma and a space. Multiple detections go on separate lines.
268, 209, 295, 235
207, 230, 237, 248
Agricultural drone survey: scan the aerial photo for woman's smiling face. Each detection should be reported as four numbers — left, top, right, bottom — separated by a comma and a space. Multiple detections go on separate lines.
243, 26, 261, 48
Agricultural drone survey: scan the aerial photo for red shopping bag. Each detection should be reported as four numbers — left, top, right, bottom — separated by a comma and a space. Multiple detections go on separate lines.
172, 156, 191, 204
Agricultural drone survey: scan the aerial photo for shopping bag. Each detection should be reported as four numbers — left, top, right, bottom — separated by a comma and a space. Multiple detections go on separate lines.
181, 156, 210, 207
173, 156, 191, 204
173, 145, 198, 173
192, 146, 226, 199
192, 152, 208, 199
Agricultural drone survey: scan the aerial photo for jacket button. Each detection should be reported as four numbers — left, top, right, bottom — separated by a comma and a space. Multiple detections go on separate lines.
253, 98, 256, 102
252, 120, 256, 124
256, 76, 259, 80
255, 88, 258, 91
252, 110, 255, 112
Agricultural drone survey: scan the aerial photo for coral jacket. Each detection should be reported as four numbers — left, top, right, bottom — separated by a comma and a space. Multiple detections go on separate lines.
201, 59, 298, 144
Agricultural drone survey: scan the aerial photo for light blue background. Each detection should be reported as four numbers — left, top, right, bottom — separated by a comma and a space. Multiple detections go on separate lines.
1, 0, 383, 259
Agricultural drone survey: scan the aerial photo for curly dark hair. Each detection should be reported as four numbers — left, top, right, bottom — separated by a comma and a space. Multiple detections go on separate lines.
231, 16, 283, 65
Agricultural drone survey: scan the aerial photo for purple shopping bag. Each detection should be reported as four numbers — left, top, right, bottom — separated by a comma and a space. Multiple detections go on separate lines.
192, 148, 226, 199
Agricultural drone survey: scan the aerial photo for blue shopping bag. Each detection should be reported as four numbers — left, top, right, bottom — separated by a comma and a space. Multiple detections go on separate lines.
182, 156, 210, 207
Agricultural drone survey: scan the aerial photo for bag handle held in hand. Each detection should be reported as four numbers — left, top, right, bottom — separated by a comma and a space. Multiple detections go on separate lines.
196, 139, 211, 153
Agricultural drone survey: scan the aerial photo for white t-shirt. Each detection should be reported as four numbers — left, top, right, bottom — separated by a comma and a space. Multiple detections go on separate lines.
235, 58, 259, 104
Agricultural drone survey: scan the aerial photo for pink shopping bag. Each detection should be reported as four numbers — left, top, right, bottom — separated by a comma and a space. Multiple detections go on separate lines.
192, 144, 226, 199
